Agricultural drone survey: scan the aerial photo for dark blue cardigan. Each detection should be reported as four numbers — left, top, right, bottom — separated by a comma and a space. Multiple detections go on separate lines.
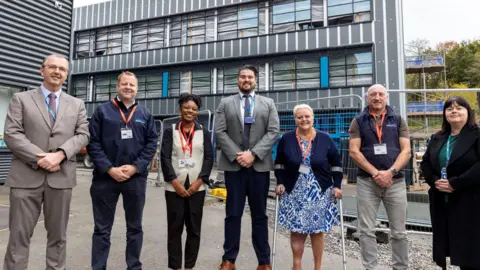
274, 129, 343, 193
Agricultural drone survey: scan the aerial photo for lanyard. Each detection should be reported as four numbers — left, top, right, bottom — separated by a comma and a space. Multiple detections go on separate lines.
296, 128, 315, 162
112, 99, 137, 127
45, 99, 56, 120
243, 95, 254, 116
370, 111, 386, 143
178, 122, 195, 157
446, 135, 453, 165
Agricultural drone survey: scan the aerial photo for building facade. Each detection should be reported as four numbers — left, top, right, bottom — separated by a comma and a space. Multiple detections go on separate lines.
0, 0, 74, 183
70, 0, 406, 124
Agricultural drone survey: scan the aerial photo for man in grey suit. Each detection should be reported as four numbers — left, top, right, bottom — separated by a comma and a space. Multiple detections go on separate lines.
3, 54, 90, 270
215, 65, 280, 270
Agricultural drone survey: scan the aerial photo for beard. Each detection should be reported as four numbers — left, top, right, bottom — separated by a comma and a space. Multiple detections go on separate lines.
238, 82, 256, 94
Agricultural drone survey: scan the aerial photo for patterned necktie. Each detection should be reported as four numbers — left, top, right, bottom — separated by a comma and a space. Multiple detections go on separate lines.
48, 93, 57, 124
243, 94, 251, 150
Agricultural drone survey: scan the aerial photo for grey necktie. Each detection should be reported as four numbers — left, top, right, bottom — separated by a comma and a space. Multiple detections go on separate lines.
48, 93, 57, 124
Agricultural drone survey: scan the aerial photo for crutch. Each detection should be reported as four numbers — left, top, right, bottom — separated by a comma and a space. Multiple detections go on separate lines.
271, 194, 280, 270
339, 198, 347, 270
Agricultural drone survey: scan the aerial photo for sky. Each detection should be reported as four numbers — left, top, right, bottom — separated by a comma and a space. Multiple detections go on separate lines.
73, 0, 480, 48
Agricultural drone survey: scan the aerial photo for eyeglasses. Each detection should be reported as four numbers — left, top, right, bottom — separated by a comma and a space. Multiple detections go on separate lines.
43, 64, 69, 73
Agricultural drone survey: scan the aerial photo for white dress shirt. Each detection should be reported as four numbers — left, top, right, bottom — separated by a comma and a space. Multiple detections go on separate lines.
239, 91, 255, 125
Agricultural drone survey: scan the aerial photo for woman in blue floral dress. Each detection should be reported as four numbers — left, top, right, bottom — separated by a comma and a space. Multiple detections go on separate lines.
274, 104, 343, 270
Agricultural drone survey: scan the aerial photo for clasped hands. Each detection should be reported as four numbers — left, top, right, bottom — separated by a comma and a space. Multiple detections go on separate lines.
107, 165, 138, 182
171, 178, 203, 198
236, 151, 255, 168
36, 151, 65, 172
435, 178, 454, 193
372, 170, 393, 188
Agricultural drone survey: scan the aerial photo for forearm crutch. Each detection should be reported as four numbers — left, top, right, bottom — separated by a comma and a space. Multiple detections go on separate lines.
271, 194, 280, 270
339, 198, 347, 270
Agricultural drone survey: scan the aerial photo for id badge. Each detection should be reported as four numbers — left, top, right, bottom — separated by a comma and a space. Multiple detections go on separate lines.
244, 117, 255, 124
441, 167, 447, 179
121, 128, 133, 140
373, 143, 387, 155
179, 159, 195, 168
299, 165, 310, 174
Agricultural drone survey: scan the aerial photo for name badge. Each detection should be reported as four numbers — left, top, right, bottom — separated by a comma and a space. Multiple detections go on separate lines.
121, 128, 133, 140
299, 165, 310, 174
441, 167, 447, 179
179, 159, 195, 168
374, 143, 387, 155
244, 117, 255, 124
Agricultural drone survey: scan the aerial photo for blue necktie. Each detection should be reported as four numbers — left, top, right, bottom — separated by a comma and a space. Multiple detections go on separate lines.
243, 95, 251, 150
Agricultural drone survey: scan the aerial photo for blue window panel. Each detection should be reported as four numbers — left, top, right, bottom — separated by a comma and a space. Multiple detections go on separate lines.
273, 2, 295, 15
320, 57, 329, 88
238, 9, 258, 20
273, 13, 295, 24
162, 72, 169, 97
238, 18, 258, 29
296, 10, 311, 21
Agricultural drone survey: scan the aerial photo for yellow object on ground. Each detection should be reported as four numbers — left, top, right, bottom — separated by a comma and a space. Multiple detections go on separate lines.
209, 188, 227, 198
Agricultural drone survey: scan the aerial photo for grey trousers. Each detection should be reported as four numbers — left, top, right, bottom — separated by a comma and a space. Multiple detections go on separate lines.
356, 176, 408, 270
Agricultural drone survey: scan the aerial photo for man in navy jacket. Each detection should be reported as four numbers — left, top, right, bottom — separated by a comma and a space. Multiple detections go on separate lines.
87, 71, 158, 270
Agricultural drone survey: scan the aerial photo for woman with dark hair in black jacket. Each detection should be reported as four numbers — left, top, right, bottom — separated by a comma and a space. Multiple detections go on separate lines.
161, 93, 213, 270
421, 96, 480, 270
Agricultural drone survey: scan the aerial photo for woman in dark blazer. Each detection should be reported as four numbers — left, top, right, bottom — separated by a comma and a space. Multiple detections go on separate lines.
160, 93, 213, 270
274, 104, 343, 270
421, 96, 480, 270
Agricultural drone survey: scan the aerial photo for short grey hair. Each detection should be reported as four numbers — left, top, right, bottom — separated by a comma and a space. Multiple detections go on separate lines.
293, 104, 314, 116
366, 84, 388, 97
41, 54, 69, 67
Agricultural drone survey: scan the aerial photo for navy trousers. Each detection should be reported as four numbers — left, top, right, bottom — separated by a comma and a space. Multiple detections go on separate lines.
90, 175, 147, 270
222, 167, 271, 265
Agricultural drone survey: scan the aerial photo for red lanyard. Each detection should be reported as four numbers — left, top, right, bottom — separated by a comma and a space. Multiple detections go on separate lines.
112, 99, 137, 127
178, 122, 195, 157
369, 110, 386, 143
296, 128, 315, 162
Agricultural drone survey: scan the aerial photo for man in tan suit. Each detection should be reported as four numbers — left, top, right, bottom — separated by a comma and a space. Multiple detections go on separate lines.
3, 54, 89, 270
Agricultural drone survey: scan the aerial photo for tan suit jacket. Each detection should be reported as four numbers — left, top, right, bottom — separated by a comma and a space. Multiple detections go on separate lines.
4, 88, 90, 189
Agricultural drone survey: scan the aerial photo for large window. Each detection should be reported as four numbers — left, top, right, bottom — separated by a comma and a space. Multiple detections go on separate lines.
73, 76, 90, 101
328, 0, 371, 25
270, 0, 324, 33
137, 73, 163, 98
170, 11, 215, 46
75, 31, 95, 58
132, 19, 166, 51
95, 25, 130, 56
94, 75, 117, 101
271, 59, 320, 90
218, 4, 266, 40
168, 69, 212, 96
329, 49, 373, 87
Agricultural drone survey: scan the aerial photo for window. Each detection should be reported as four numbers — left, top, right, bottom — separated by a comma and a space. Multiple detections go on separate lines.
270, 0, 324, 34
328, 0, 371, 25
132, 19, 166, 51
94, 75, 116, 101
73, 76, 89, 101
218, 4, 266, 40
329, 49, 373, 87
136, 72, 163, 99
168, 69, 211, 96
170, 11, 215, 46
75, 31, 95, 59
95, 25, 130, 56
271, 59, 320, 90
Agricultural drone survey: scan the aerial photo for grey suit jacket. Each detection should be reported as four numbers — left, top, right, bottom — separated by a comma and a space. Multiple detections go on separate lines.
214, 93, 280, 172
3, 88, 90, 189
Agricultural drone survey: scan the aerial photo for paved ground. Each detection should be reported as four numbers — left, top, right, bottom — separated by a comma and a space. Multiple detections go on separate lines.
0, 170, 365, 270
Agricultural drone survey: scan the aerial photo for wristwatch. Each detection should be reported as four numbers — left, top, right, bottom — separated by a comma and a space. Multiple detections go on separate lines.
390, 168, 398, 176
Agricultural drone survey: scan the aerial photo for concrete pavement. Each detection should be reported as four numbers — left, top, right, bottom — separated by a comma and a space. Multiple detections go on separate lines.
0, 170, 364, 269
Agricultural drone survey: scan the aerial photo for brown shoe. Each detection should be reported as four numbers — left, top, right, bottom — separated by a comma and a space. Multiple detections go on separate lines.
256, 264, 272, 270
218, 260, 236, 270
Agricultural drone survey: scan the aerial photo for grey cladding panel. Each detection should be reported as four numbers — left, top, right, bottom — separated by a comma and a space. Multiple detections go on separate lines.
87, 5, 93, 29
200, 44, 207, 60
162, 49, 168, 64
185, 46, 192, 62
179, 0, 185, 13
250, 37, 258, 55
176, 47, 182, 62
123, 0, 129, 23
232, 40, 240, 58
363, 23, 373, 43
297, 31, 306, 51
208, 43, 215, 59
147, 51, 154, 65
241, 39, 249, 56
351, 24, 361, 44
268, 35, 276, 54
111, 1, 117, 24
102, 57, 108, 70
134, 53, 140, 67
318, 28, 327, 48
259, 36, 267, 55
200, 0, 208, 9
287, 33, 295, 51
340, 26, 349, 45
329, 27, 338, 47
136, 0, 143, 20
386, 0, 399, 88
224, 41, 232, 58
308, 31, 316, 49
